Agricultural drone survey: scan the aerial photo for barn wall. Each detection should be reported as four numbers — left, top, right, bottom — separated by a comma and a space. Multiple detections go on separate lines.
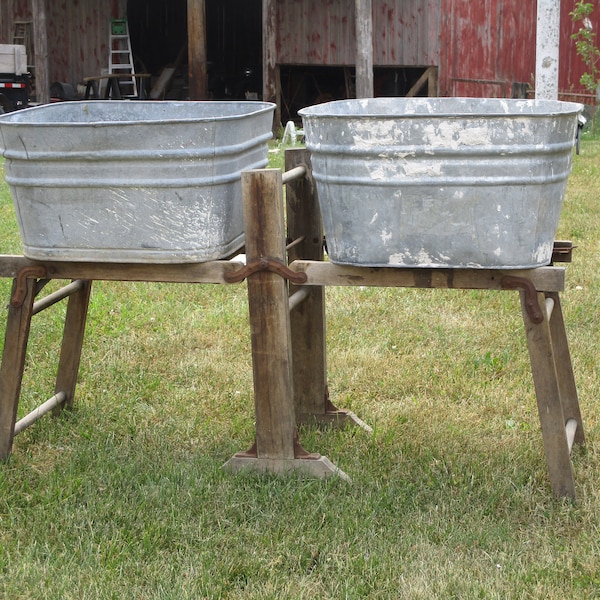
0, 0, 31, 44
276, 0, 355, 65
372, 0, 440, 66
47, 0, 126, 86
1, 0, 126, 87
440, 0, 598, 102
2, 0, 598, 103
439, 0, 536, 98
276, 0, 441, 67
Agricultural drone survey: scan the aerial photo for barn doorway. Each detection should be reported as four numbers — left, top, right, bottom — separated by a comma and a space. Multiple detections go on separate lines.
279, 65, 436, 123
127, 0, 262, 100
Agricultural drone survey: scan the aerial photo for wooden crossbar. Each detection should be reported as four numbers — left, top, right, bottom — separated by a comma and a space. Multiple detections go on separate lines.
288, 287, 310, 311
566, 419, 578, 454
14, 391, 67, 435
33, 280, 85, 315
0, 255, 245, 284
289, 260, 566, 292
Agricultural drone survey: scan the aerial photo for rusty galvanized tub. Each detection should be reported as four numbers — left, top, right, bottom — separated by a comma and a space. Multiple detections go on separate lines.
0, 100, 275, 262
299, 98, 583, 268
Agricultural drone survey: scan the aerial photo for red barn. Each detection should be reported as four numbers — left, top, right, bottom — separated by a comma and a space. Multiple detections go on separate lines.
0, 0, 596, 123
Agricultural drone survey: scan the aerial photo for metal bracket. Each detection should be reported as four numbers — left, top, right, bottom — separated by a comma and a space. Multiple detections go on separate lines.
501, 275, 544, 324
11, 266, 48, 308
224, 257, 308, 285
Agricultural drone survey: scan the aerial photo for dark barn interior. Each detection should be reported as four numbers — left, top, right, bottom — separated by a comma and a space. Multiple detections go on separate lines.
125, 0, 429, 121
127, 0, 263, 102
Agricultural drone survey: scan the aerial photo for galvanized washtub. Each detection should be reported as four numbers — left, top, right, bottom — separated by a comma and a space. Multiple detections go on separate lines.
299, 98, 583, 269
0, 100, 275, 262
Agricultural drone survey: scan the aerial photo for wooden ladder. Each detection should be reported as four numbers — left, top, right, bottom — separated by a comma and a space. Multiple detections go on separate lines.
12, 21, 34, 73
108, 19, 137, 98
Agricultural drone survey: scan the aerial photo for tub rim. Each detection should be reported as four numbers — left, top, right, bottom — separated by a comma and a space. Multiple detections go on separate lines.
0, 99, 277, 128
298, 97, 584, 119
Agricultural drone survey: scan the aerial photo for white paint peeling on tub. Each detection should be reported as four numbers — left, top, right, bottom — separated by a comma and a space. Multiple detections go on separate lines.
534, 241, 553, 263
420, 122, 493, 148
401, 161, 442, 177
380, 229, 392, 244
388, 252, 407, 265
350, 119, 399, 148
369, 212, 379, 225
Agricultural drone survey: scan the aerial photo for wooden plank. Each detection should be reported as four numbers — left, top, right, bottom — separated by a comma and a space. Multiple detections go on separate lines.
31, 0, 49, 104
289, 261, 566, 292
545, 292, 585, 446
187, 0, 207, 100
0, 277, 35, 459
520, 289, 576, 499
0, 255, 244, 285
54, 280, 92, 411
355, 0, 374, 98
241, 169, 296, 459
263, 0, 279, 125
285, 149, 328, 421
224, 165, 350, 480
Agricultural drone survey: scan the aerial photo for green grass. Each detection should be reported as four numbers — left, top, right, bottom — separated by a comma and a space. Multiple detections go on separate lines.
1, 138, 600, 598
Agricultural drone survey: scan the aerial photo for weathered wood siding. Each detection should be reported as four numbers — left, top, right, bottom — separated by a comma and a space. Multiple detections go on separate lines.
372, 0, 440, 66
440, 0, 598, 101
1, 0, 125, 86
276, 0, 355, 65
276, 0, 440, 66
1, 0, 598, 103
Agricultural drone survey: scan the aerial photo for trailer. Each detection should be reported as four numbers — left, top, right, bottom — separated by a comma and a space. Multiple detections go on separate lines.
0, 44, 30, 112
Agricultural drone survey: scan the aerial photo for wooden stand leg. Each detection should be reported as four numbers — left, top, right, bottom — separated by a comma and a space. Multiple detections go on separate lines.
223, 168, 349, 480
520, 289, 578, 499
54, 280, 92, 412
545, 292, 585, 446
0, 278, 36, 460
285, 148, 371, 432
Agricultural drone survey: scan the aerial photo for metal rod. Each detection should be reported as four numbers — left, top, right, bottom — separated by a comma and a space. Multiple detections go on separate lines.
286, 235, 305, 251
33, 280, 85, 315
545, 297, 555, 320
13, 391, 68, 435
282, 164, 307, 185
288, 287, 310, 312
565, 418, 578, 454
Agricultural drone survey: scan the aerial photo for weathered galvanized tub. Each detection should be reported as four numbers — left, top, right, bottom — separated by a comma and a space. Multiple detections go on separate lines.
299, 98, 583, 269
0, 100, 275, 262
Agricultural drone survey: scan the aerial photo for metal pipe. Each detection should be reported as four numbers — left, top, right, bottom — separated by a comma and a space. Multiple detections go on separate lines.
282, 164, 307, 185
545, 297, 555, 320
286, 236, 305, 251
288, 287, 310, 312
13, 391, 67, 435
32, 280, 85, 315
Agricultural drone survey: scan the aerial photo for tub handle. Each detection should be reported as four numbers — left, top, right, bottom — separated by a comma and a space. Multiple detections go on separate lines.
576, 114, 587, 155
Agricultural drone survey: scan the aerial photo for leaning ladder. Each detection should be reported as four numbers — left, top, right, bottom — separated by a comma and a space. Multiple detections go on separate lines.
108, 19, 137, 98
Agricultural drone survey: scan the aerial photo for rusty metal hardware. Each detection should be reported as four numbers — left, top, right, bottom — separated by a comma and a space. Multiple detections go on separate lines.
11, 265, 48, 308
501, 275, 544, 324
224, 257, 308, 284
551, 240, 575, 264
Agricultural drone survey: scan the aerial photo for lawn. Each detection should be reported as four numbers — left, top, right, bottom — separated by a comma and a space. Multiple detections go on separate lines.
0, 130, 599, 598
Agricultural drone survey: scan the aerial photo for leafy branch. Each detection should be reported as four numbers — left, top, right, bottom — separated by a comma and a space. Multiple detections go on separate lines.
570, 1, 600, 95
